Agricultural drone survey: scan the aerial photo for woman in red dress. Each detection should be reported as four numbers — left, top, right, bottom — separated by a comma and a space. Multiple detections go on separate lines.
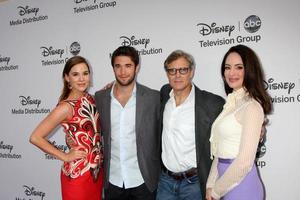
30, 56, 103, 200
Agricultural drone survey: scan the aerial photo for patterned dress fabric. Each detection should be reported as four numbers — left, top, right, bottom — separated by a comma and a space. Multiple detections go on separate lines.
60, 94, 103, 200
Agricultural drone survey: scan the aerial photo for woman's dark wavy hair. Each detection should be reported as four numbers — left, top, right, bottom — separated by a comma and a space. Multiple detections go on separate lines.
221, 44, 273, 115
59, 56, 90, 102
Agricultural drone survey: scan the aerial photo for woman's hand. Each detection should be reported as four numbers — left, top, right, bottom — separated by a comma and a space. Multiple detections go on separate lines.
206, 188, 214, 200
64, 146, 87, 162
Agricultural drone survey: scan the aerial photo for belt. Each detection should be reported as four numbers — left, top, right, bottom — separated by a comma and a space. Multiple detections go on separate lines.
162, 165, 198, 181
218, 158, 234, 164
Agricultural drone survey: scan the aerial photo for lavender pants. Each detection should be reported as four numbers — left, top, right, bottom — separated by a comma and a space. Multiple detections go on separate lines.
217, 158, 264, 200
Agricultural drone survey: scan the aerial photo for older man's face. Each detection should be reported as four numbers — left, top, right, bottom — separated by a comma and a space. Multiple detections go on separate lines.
166, 57, 194, 93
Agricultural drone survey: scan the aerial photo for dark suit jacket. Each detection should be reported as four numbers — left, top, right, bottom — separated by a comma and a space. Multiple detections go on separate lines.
94, 82, 161, 192
160, 84, 225, 199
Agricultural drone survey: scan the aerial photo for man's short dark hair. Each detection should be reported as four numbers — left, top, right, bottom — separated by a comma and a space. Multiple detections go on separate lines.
111, 46, 139, 67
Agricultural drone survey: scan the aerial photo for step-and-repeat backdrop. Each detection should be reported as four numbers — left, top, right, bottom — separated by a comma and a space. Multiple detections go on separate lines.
1, 0, 299, 199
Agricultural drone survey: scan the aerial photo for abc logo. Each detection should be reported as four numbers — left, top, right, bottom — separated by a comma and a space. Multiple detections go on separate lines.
70, 42, 81, 56
256, 143, 266, 158
244, 15, 261, 33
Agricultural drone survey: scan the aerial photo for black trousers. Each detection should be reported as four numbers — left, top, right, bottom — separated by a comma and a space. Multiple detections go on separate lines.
104, 182, 155, 200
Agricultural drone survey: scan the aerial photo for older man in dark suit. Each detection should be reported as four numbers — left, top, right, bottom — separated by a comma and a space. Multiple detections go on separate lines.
95, 46, 160, 200
156, 50, 225, 200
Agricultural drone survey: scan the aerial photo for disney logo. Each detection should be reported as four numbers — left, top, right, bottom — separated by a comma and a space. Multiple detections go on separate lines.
50, 140, 68, 152
19, 96, 41, 108
74, 0, 98, 4
196, 22, 235, 37
17, 6, 39, 16
0, 55, 10, 65
264, 78, 295, 94
0, 141, 13, 153
120, 36, 150, 49
40, 46, 64, 58
23, 185, 45, 200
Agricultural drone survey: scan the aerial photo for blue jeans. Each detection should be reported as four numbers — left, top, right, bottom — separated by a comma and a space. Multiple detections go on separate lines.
156, 171, 202, 200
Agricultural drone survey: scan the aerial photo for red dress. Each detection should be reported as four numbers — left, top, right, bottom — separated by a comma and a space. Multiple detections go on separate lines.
60, 94, 103, 200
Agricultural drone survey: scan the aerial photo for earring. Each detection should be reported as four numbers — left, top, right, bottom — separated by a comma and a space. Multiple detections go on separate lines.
67, 82, 72, 89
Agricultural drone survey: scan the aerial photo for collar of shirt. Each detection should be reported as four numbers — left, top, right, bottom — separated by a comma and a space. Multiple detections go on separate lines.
110, 82, 137, 102
223, 87, 249, 110
168, 83, 195, 107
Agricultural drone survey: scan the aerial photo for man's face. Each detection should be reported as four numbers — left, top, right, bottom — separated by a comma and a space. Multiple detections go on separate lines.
166, 57, 194, 93
113, 56, 138, 86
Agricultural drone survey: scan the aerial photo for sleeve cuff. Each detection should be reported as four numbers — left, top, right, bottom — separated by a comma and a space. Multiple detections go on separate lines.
212, 189, 221, 200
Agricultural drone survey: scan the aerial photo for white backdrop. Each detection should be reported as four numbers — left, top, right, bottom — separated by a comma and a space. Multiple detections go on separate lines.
1, 0, 300, 199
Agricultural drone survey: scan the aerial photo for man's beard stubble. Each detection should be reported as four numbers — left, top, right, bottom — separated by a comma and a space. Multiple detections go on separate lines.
115, 74, 136, 87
